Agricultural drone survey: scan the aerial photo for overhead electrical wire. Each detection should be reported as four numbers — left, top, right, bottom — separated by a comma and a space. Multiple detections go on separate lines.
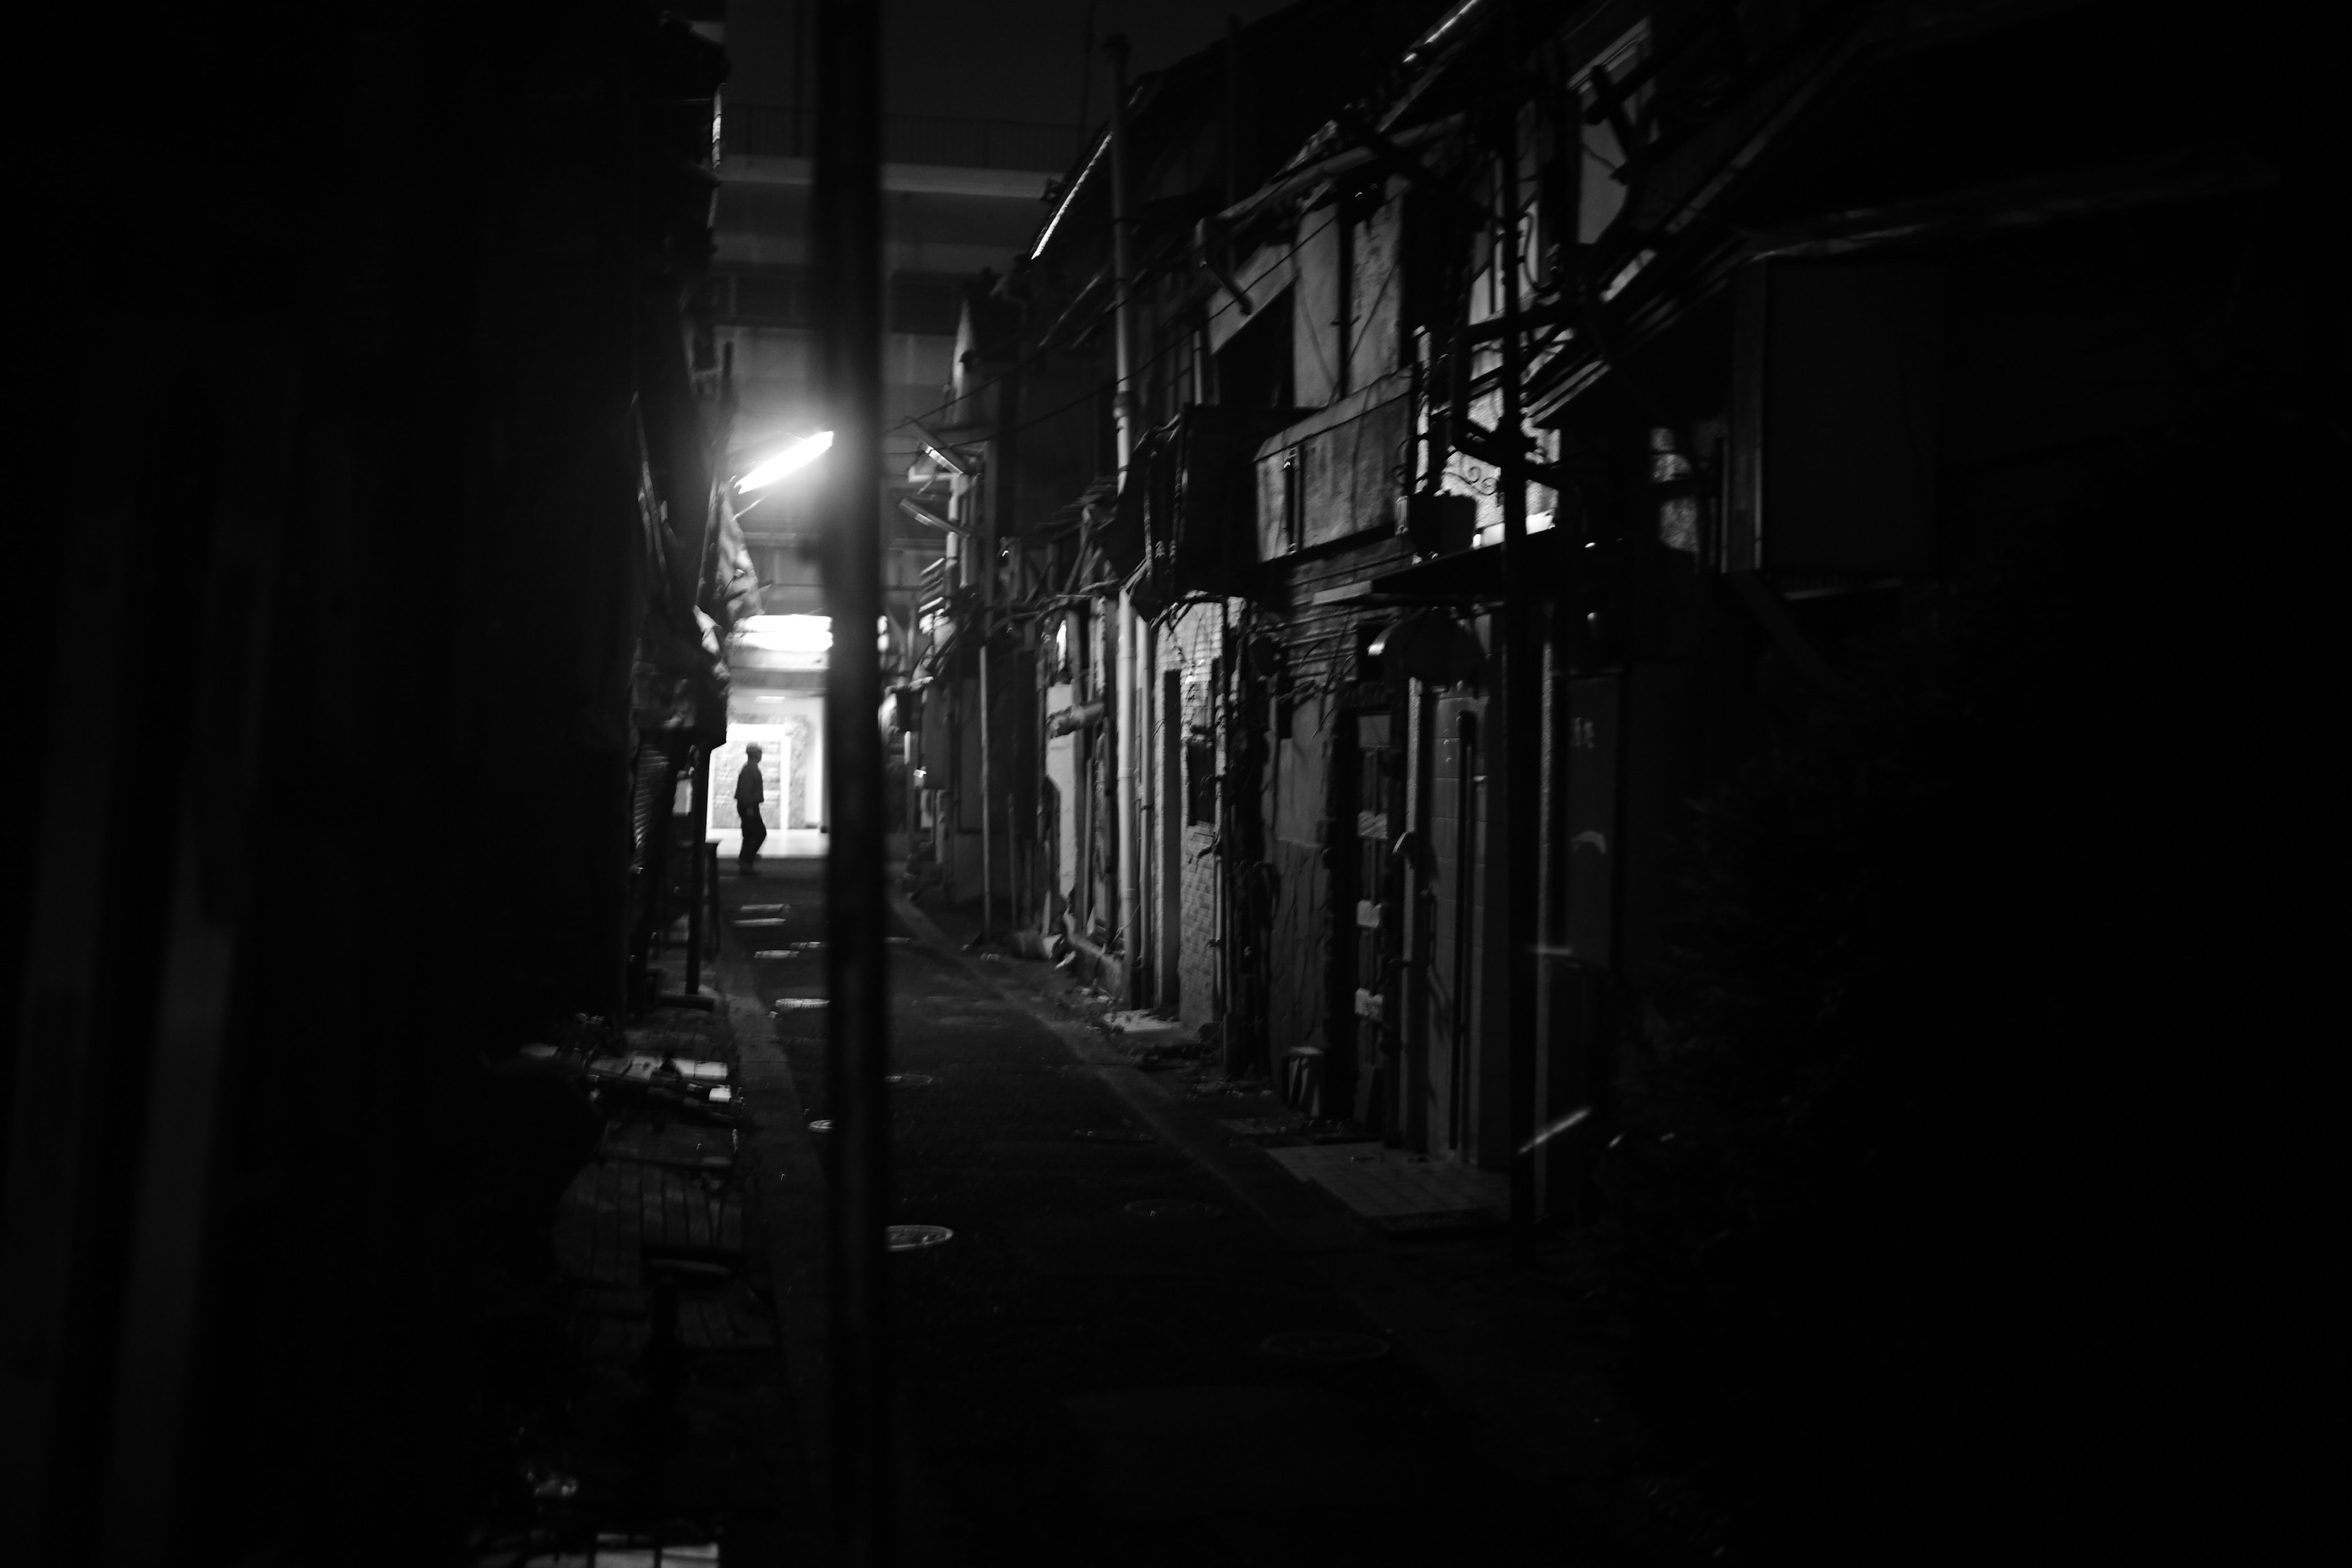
876, 204, 1351, 450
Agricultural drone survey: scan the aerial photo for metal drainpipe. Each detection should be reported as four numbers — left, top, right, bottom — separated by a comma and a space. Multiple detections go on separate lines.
980, 638, 993, 936
687, 745, 709, 992
1495, 56, 1542, 1251
1108, 33, 1141, 1006
1131, 679, 1148, 988
813, 0, 889, 1557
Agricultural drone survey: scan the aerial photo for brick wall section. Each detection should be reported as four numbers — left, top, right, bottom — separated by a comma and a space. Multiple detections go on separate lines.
1264, 532, 1416, 689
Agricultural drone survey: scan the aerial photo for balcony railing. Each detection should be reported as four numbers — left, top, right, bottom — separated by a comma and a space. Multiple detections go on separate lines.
726, 104, 1083, 174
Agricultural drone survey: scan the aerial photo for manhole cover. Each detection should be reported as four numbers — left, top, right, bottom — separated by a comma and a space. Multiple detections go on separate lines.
1260, 1330, 1392, 1362
884, 1072, 935, 1087
1123, 1199, 1223, 1220
1072, 1128, 1155, 1144
886, 1224, 953, 1252
807, 1119, 832, 1131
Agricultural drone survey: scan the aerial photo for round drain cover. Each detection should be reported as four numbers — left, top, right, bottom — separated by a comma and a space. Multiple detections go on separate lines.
1123, 1198, 1223, 1220
1072, 1128, 1155, 1143
884, 1072, 935, 1087
1261, 1330, 1392, 1362
886, 1224, 953, 1252
807, 1118, 832, 1131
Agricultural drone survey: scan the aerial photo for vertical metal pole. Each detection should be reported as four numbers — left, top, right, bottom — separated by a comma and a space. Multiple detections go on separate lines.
814, 0, 889, 1561
1038, 624, 1052, 935
1216, 601, 1240, 1077
1135, 627, 1150, 993
980, 639, 993, 935
687, 744, 709, 993
1224, 15, 1242, 206
1107, 34, 1140, 1005
1006, 763, 1023, 937
1496, 33, 1540, 1251
905, 726, 919, 857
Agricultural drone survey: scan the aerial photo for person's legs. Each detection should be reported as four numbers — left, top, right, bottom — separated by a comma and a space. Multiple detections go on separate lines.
737, 804, 766, 872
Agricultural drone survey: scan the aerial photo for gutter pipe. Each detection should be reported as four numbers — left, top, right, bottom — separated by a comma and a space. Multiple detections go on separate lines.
1494, 2, 1540, 1254
812, 0, 889, 1556
1107, 34, 1142, 1006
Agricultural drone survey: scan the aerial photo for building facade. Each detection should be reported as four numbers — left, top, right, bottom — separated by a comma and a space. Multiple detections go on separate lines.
901, 0, 2333, 1232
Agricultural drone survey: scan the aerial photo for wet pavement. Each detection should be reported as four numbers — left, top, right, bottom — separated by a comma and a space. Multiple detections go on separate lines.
711, 856, 1649, 1567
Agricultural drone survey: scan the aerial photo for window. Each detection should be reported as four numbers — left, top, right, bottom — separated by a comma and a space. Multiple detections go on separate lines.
1213, 289, 1294, 411
1186, 656, 1221, 826
1186, 731, 1217, 826
1573, 24, 1653, 247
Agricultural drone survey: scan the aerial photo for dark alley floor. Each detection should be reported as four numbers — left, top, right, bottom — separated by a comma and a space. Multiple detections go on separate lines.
697, 854, 1679, 1567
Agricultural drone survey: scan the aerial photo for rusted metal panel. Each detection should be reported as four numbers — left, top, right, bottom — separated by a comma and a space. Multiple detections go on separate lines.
1252, 372, 1417, 563
1303, 394, 1411, 551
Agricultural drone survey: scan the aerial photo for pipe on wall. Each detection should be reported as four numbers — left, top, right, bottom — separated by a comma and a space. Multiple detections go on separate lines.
1107, 33, 1141, 1003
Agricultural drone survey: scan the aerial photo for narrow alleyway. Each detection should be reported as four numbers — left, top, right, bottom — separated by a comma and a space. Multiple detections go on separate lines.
712, 858, 1653, 1567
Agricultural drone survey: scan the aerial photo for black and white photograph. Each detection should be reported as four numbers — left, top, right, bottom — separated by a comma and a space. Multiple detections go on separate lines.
5, 1, 2336, 1564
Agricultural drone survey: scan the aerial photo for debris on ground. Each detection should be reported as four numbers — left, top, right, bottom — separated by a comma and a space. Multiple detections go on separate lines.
1183, 1076, 1278, 1101
1219, 1115, 1306, 1138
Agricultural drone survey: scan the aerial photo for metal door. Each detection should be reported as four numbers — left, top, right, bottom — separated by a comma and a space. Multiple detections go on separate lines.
1421, 692, 1487, 1156
1340, 710, 1400, 1127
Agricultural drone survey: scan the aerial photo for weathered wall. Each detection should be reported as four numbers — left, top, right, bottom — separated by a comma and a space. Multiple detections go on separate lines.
1348, 184, 1408, 391
1293, 212, 1346, 407
1265, 691, 1332, 1065
1161, 604, 1227, 1035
